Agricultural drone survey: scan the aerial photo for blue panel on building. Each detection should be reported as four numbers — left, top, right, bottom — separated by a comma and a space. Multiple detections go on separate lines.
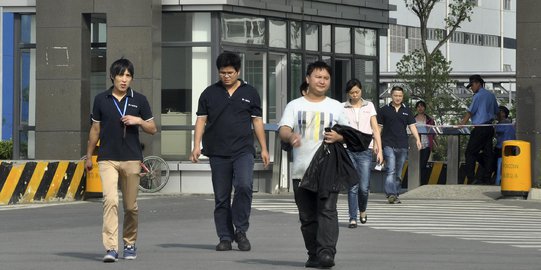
2, 12, 14, 140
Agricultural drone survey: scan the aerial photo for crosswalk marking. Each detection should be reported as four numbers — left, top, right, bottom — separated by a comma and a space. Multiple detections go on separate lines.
252, 198, 541, 251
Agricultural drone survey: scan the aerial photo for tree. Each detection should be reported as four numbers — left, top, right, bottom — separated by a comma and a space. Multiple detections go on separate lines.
396, 0, 474, 124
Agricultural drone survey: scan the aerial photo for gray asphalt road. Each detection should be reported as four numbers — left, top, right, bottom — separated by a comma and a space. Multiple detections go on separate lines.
1, 193, 540, 270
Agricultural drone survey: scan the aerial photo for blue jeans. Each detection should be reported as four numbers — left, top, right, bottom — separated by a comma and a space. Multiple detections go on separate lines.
383, 146, 408, 197
347, 149, 372, 220
209, 153, 254, 241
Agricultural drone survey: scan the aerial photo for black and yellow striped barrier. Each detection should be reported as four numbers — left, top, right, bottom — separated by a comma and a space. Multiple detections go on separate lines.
0, 160, 86, 205
401, 161, 481, 185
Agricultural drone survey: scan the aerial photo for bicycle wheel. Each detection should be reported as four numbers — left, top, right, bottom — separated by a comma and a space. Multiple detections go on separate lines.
139, 156, 170, 193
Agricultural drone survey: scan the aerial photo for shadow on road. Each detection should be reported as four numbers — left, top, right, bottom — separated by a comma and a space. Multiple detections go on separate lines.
238, 259, 304, 267
56, 252, 102, 261
158, 243, 215, 250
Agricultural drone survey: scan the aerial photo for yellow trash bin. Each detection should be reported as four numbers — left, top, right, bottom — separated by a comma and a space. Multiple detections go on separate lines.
501, 140, 531, 197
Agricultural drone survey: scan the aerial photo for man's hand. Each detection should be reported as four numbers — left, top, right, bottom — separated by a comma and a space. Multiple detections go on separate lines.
288, 133, 302, 148
324, 130, 343, 144
416, 140, 422, 150
190, 147, 201, 163
121, 115, 142, 126
85, 157, 93, 171
260, 150, 270, 168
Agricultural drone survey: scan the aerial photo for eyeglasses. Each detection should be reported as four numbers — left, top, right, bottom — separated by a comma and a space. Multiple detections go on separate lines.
219, 71, 237, 78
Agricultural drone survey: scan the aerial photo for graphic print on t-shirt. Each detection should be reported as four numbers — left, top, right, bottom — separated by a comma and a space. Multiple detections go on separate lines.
296, 110, 334, 142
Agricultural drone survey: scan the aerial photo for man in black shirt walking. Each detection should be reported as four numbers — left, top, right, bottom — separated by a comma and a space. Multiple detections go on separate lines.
377, 86, 421, 204
190, 52, 269, 252
86, 58, 157, 262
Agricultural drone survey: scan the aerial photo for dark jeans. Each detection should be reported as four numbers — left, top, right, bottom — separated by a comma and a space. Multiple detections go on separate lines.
295, 187, 339, 257
209, 153, 254, 241
464, 126, 495, 184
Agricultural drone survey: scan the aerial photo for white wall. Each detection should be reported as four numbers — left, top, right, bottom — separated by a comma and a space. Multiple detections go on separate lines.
383, 0, 516, 74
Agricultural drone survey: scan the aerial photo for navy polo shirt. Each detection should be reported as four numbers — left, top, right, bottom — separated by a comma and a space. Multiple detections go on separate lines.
92, 87, 154, 161
196, 80, 262, 157
377, 103, 416, 149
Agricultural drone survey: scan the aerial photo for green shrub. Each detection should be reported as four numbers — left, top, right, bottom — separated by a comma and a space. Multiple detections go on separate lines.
0, 140, 14, 160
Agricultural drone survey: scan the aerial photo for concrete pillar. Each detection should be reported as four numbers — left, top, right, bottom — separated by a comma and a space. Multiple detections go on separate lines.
35, 0, 161, 159
516, 1, 541, 188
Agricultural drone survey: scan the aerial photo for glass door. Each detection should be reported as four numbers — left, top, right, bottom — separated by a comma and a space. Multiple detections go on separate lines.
333, 58, 352, 102
268, 53, 287, 124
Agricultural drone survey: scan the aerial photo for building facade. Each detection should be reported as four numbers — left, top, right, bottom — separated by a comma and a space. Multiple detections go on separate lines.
380, 0, 516, 105
1, 0, 391, 161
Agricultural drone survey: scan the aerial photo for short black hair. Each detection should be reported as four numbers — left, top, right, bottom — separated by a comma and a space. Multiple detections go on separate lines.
415, 100, 426, 108
109, 58, 134, 83
299, 81, 308, 96
345, 79, 362, 93
391, 85, 404, 94
306, 61, 332, 77
216, 52, 241, 71
499, 105, 510, 118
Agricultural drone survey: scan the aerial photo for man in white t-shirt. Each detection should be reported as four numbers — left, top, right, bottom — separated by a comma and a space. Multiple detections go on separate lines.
278, 61, 349, 268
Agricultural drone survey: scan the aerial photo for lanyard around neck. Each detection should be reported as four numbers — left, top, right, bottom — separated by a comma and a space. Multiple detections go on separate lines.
113, 97, 129, 117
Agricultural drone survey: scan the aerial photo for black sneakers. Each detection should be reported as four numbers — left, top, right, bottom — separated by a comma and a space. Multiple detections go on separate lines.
305, 255, 319, 268
318, 250, 335, 268
234, 231, 251, 251
215, 240, 232, 251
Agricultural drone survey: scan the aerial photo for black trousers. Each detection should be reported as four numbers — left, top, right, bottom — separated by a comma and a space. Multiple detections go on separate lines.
294, 186, 339, 257
464, 126, 495, 184
419, 147, 431, 185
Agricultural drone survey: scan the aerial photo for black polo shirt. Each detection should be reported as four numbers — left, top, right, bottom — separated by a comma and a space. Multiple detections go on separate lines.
377, 103, 416, 149
92, 87, 154, 161
196, 80, 262, 157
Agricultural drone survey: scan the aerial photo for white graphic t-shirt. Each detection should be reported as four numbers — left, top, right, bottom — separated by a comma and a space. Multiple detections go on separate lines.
279, 96, 349, 179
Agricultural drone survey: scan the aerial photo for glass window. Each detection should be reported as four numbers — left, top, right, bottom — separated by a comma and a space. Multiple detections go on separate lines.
305, 55, 319, 67
221, 13, 265, 45
161, 46, 211, 158
390, 24, 406, 53
354, 28, 377, 56
355, 59, 377, 102
269, 19, 287, 48
241, 52, 265, 103
322, 25, 331, 52
451, 31, 464, 43
334, 27, 351, 54
427, 28, 444, 41
19, 48, 36, 159
305, 23, 318, 51
290, 21, 302, 49
163, 12, 211, 42
21, 15, 36, 44
268, 53, 287, 121
290, 53, 303, 100
408, 27, 422, 53
90, 14, 106, 43
15, 14, 37, 159
504, 0, 511, 10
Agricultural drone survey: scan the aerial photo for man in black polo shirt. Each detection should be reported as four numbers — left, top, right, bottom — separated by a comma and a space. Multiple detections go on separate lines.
377, 86, 421, 204
85, 58, 157, 262
190, 52, 269, 252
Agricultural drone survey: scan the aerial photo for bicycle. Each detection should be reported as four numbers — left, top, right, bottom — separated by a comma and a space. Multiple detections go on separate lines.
138, 155, 170, 193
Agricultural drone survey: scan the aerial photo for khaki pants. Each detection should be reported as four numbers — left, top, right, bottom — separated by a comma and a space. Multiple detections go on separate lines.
98, 160, 141, 251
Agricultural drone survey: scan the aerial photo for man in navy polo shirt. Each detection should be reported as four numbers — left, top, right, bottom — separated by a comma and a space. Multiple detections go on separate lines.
459, 74, 499, 185
85, 58, 157, 262
190, 52, 269, 252
377, 86, 421, 204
